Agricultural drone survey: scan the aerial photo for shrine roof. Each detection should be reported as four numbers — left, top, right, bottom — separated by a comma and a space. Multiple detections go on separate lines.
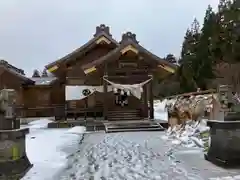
30, 77, 57, 85
45, 24, 119, 72
0, 60, 34, 83
81, 32, 177, 73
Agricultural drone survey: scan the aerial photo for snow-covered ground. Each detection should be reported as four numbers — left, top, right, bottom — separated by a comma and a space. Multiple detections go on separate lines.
21, 119, 85, 180
154, 99, 168, 121
19, 102, 240, 180
56, 132, 240, 180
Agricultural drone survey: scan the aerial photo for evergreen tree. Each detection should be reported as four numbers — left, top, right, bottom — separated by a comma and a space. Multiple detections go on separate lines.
178, 27, 198, 92
195, 5, 216, 89
32, 69, 40, 77
211, 0, 233, 63
163, 0, 240, 94
230, 0, 240, 62
41, 69, 48, 77
165, 54, 177, 63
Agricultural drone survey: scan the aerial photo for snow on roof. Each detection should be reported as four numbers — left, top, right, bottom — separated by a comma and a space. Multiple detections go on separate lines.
30, 77, 57, 85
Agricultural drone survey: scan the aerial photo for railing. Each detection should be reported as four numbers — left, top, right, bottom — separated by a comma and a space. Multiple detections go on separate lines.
16, 104, 65, 118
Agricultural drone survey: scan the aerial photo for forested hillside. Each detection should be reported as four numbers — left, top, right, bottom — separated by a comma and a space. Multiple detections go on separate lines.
160, 0, 240, 97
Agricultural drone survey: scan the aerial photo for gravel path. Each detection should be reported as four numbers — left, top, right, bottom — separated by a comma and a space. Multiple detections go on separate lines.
57, 131, 240, 180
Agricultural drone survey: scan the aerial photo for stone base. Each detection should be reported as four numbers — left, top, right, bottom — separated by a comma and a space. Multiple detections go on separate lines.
0, 128, 32, 179
204, 153, 240, 168
0, 155, 32, 179
206, 120, 240, 168
224, 112, 240, 121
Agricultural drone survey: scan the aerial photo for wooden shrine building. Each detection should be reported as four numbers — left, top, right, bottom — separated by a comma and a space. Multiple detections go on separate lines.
1, 24, 177, 121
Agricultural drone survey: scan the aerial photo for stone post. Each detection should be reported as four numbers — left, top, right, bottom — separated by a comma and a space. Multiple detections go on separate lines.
217, 85, 232, 116
0, 89, 32, 179
218, 85, 240, 121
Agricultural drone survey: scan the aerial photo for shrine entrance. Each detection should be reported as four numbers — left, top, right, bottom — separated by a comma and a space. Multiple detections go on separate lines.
114, 88, 130, 107
102, 75, 154, 120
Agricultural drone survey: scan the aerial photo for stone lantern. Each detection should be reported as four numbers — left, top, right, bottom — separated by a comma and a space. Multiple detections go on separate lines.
0, 89, 32, 179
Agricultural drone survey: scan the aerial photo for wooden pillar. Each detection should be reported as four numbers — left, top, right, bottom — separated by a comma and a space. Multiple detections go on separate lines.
84, 98, 88, 120
103, 75, 108, 120
19, 86, 25, 118
149, 78, 154, 119
143, 84, 148, 118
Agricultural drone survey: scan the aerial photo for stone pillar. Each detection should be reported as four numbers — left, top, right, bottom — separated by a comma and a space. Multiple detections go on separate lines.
218, 85, 240, 121
0, 89, 32, 179
217, 85, 232, 116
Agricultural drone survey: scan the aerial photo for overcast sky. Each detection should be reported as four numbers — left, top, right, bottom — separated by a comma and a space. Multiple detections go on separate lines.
0, 0, 219, 76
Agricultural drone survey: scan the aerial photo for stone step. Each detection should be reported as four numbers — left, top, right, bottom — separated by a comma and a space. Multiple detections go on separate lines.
106, 127, 163, 133
104, 121, 164, 133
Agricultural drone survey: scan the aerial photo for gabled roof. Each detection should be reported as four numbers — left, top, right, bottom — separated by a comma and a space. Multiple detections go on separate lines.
30, 77, 57, 85
0, 60, 34, 84
45, 24, 119, 72
81, 32, 177, 73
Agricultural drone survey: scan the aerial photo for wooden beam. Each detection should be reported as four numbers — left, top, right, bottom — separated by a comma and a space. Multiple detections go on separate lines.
47, 65, 59, 72
84, 66, 97, 74
143, 84, 148, 118
158, 64, 175, 73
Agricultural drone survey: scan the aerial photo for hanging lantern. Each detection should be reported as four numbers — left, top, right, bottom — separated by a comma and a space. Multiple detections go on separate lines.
121, 90, 124, 95
127, 90, 130, 96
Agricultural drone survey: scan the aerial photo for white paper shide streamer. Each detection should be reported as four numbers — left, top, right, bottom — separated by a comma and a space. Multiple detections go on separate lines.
65, 85, 112, 100
103, 76, 152, 99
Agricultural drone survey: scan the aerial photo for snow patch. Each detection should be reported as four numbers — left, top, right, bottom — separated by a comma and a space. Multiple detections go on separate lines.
21, 125, 86, 180
162, 119, 210, 150
67, 126, 86, 134
28, 119, 53, 129
154, 99, 168, 121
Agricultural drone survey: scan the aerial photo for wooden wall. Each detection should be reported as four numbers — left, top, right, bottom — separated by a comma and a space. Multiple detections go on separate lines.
0, 69, 27, 106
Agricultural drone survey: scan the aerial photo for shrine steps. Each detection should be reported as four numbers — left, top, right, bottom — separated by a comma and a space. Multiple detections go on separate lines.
107, 109, 141, 121
104, 120, 164, 133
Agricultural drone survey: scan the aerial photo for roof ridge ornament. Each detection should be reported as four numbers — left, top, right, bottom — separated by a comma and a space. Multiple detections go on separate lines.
120, 32, 139, 44
94, 24, 112, 37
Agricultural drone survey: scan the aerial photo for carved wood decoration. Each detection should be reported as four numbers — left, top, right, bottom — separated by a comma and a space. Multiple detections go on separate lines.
120, 45, 139, 54
96, 36, 111, 44
47, 65, 58, 73
84, 66, 97, 74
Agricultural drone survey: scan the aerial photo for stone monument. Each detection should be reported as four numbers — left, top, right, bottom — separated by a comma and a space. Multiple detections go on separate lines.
205, 85, 240, 167
0, 89, 32, 179
217, 85, 240, 121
